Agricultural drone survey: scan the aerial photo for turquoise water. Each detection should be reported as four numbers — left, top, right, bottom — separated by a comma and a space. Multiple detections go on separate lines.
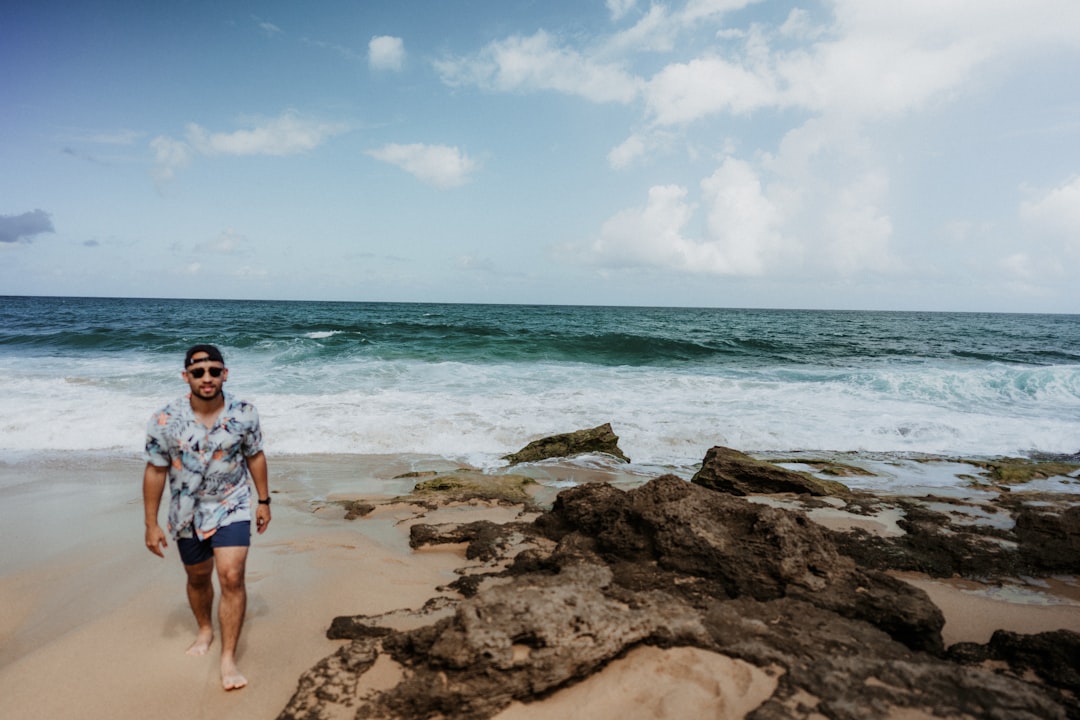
1, 296, 1078, 468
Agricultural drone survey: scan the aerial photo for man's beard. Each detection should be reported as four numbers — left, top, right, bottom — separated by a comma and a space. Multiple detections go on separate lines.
195, 386, 222, 400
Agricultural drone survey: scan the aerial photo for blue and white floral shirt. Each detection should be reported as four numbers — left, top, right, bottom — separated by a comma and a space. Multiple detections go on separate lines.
145, 392, 264, 540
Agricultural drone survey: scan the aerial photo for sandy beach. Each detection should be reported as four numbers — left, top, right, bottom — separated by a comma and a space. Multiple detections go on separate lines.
2, 453, 1079, 719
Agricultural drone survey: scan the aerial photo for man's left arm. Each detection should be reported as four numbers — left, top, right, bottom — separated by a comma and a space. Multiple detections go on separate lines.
248, 451, 271, 534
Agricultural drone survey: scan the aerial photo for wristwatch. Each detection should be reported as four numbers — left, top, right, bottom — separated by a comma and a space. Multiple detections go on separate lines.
258, 496, 271, 505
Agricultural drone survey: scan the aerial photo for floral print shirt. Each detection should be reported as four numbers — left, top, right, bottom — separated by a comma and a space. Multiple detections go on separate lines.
145, 392, 264, 540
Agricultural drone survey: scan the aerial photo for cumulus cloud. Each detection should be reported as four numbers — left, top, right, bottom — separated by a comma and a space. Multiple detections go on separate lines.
0, 209, 55, 244
440, 0, 1079, 131
592, 159, 787, 276
369, 35, 405, 71
427, 0, 1080, 294
593, 185, 696, 270
435, 30, 640, 104
151, 110, 346, 183
698, 157, 786, 275
635, 0, 1080, 128
821, 171, 899, 275
593, 131, 911, 280
645, 55, 776, 124
367, 143, 478, 188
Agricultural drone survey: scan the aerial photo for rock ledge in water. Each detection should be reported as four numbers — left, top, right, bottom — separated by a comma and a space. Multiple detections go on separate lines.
502, 423, 629, 465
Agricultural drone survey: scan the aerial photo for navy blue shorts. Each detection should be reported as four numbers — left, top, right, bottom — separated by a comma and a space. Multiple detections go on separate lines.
177, 521, 251, 566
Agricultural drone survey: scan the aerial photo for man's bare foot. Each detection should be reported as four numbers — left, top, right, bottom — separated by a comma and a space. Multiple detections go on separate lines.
221, 657, 247, 691
185, 628, 214, 656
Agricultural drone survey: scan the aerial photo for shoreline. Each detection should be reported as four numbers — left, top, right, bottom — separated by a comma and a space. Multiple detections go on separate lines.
1, 451, 1079, 718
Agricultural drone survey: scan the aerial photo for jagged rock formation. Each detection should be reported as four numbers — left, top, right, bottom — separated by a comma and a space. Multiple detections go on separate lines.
278, 474, 1079, 719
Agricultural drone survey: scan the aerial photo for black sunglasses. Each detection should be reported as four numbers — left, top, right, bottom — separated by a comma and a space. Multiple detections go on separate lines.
188, 366, 224, 378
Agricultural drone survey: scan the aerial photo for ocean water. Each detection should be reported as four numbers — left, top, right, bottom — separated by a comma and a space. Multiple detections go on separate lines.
1, 296, 1078, 476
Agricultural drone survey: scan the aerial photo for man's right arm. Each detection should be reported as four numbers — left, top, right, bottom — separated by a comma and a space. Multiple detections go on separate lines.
143, 463, 169, 557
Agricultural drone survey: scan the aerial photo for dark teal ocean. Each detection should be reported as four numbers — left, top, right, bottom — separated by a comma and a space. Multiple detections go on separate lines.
1, 296, 1078, 475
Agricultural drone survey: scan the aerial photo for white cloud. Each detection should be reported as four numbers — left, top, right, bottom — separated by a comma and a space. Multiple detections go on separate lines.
369, 35, 405, 71
435, 30, 640, 104
591, 160, 788, 276
779, 8, 821, 40
151, 111, 346, 183
623, 0, 1080, 131
601, 0, 764, 56
434, 0, 1080, 132
608, 134, 647, 169
594, 185, 696, 270
645, 56, 776, 125
681, 0, 762, 23
699, 157, 786, 275
367, 143, 478, 188
602, 4, 679, 54
150, 135, 193, 184
1018, 176, 1080, 267
591, 122, 913, 281
588, 0, 1053, 284
186, 111, 346, 156
821, 171, 899, 275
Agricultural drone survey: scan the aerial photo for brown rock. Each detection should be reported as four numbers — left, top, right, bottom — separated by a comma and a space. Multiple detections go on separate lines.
538, 475, 943, 654
692, 445, 851, 496
502, 423, 629, 465
279, 472, 1077, 720
1014, 504, 1080, 574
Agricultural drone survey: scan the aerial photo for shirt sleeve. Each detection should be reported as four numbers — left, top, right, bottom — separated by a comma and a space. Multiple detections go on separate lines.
144, 410, 172, 467
241, 404, 264, 458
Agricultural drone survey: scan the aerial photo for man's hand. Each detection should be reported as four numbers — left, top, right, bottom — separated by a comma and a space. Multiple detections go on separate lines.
145, 524, 168, 557
256, 503, 271, 534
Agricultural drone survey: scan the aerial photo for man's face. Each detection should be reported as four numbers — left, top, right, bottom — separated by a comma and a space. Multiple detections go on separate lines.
183, 353, 228, 400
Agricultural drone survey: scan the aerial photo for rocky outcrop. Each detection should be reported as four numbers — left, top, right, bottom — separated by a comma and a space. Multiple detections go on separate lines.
692, 445, 851, 496
824, 493, 1080, 579
1014, 504, 1080, 573
535, 476, 943, 653
950, 629, 1080, 698
502, 423, 629, 465
278, 474, 1079, 719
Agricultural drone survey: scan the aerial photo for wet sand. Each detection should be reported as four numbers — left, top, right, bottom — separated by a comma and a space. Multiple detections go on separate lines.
1, 453, 1078, 719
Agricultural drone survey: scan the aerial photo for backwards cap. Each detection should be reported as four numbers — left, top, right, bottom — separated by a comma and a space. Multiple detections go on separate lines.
184, 344, 225, 367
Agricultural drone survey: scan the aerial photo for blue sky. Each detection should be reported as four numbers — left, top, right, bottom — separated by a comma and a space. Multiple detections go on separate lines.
2, 0, 1079, 312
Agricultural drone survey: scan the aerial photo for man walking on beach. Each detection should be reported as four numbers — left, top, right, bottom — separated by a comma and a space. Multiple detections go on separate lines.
142, 344, 270, 691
